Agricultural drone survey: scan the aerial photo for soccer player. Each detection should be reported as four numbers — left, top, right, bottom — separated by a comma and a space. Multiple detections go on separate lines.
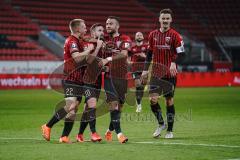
76, 23, 105, 142
99, 16, 131, 143
41, 19, 95, 143
129, 32, 148, 113
141, 9, 185, 139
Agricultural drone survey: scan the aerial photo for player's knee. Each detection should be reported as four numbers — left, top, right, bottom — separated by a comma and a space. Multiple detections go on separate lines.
66, 110, 76, 120
109, 101, 118, 111
118, 103, 123, 112
150, 96, 158, 105
65, 97, 78, 112
75, 100, 80, 106
69, 102, 78, 112
135, 79, 141, 87
87, 97, 97, 108
165, 97, 174, 106
74, 104, 79, 113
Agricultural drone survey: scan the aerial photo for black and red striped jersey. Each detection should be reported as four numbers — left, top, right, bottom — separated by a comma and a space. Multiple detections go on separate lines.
82, 41, 104, 86
148, 28, 184, 78
63, 35, 86, 84
104, 34, 132, 79
130, 43, 148, 72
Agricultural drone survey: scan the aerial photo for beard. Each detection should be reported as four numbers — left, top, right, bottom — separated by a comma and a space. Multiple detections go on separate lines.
98, 34, 104, 40
136, 39, 143, 43
107, 29, 116, 35
162, 22, 170, 29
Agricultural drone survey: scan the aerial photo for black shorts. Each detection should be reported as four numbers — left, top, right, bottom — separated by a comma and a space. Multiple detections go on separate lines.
104, 77, 127, 104
62, 80, 84, 102
149, 76, 177, 98
132, 71, 142, 79
83, 75, 102, 101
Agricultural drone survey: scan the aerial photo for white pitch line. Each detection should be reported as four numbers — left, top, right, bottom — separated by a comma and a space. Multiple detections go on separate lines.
0, 137, 43, 141
133, 141, 240, 148
0, 137, 240, 149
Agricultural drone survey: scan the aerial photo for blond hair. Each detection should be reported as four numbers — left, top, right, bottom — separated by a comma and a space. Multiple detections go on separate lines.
69, 19, 84, 33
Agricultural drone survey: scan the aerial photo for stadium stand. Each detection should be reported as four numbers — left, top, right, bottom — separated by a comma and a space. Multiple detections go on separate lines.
10, 0, 156, 37
1, 0, 239, 65
138, 0, 239, 62
0, 1, 60, 61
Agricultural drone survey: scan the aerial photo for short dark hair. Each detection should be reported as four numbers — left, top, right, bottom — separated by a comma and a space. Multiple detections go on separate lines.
90, 23, 104, 32
107, 16, 120, 24
160, 8, 173, 17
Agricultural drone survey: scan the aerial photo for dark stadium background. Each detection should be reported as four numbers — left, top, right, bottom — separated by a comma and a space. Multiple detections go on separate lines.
0, 1, 240, 160
0, 0, 239, 88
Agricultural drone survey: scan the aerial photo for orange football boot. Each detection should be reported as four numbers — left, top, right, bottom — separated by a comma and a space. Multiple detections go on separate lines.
91, 132, 102, 142
118, 134, 128, 144
105, 131, 112, 142
41, 124, 51, 141
59, 136, 71, 143
76, 134, 84, 142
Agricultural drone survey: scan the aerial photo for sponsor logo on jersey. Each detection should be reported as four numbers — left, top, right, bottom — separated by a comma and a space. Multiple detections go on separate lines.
165, 37, 171, 44
156, 45, 170, 49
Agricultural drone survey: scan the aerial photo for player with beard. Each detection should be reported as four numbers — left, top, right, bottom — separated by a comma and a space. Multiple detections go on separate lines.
99, 16, 131, 143
129, 32, 148, 113
76, 23, 105, 142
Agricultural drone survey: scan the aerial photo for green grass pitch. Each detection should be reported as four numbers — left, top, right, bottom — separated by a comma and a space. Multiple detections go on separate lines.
0, 87, 240, 160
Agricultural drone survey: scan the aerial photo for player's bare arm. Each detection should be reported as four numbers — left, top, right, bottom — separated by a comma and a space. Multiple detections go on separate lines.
141, 49, 153, 84
136, 52, 146, 58
72, 44, 94, 63
98, 49, 128, 67
170, 62, 178, 77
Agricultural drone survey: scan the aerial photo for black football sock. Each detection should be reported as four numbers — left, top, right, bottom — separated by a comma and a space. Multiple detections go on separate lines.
79, 111, 88, 134
136, 98, 141, 105
108, 121, 114, 131
110, 110, 121, 134
166, 105, 175, 132
150, 102, 164, 125
46, 107, 68, 128
61, 118, 74, 137
88, 108, 97, 133
136, 86, 144, 105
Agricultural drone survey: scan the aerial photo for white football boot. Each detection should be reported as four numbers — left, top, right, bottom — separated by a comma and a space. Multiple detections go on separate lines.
165, 131, 174, 139
153, 124, 166, 138
136, 104, 142, 113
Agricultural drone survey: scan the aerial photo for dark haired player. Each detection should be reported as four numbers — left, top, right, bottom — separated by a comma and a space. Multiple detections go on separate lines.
76, 23, 105, 142
99, 16, 131, 143
141, 9, 185, 139
129, 32, 148, 113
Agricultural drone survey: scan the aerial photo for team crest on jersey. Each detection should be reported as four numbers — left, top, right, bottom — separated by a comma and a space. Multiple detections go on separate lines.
133, 48, 137, 52
165, 37, 171, 44
141, 47, 146, 51
71, 43, 77, 48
